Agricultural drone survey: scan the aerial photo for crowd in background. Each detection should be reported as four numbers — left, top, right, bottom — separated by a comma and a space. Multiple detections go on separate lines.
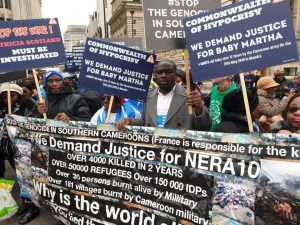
0, 60, 300, 225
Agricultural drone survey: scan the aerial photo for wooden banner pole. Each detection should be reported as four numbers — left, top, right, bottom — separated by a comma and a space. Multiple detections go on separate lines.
7, 84, 12, 115
239, 73, 254, 132
33, 69, 47, 119
105, 96, 114, 124
184, 49, 192, 115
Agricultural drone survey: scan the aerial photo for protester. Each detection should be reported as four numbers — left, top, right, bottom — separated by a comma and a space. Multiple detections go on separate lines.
270, 93, 300, 133
81, 90, 102, 116
21, 73, 35, 90
244, 72, 255, 89
116, 59, 211, 131
274, 70, 294, 99
62, 72, 79, 94
91, 95, 140, 125
175, 69, 186, 86
215, 88, 259, 133
0, 83, 40, 224
257, 76, 290, 124
208, 76, 237, 131
34, 70, 91, 121
34, 71, 91, 225
17, 82, 38, 101
293, 72, 300, 93
253, 70, 262, 87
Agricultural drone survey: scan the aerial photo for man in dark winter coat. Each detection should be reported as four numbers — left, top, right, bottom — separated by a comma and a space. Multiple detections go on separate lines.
34, 70, 91, 121
274, 70, 294, 99
33, 71, 91, 225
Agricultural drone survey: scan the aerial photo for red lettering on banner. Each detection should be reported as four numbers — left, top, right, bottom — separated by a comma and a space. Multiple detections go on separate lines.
0, 28, 11, 38
0, 41, 25, 47
12, 27, 28, 37
29, 26, 48, 35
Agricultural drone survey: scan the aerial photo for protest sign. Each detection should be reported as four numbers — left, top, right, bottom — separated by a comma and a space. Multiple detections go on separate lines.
101, 37, 143, 50
72, 45, 85, 70
0, 70, 26, 83
78, 38, 156, 101
142, 0, 220, 50
64, 52, 77, 73
184, 0, 299, 81
6, 115, 300, 225
0, 18, 66, 73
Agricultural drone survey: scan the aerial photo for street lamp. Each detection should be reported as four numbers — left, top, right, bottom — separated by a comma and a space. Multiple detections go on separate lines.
130, 10, 134, 37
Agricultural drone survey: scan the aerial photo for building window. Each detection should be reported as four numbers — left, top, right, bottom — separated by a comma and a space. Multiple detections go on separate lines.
133, 20, 136, 24
133, 29, 137, 35
0, 0, 11, 9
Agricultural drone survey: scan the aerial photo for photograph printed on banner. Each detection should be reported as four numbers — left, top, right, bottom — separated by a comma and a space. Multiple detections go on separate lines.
256, 159, 300, 225
14, 139, 32, 166
274, 133, 300, 146
211, 174, 256, 225
187, 130, 223, 142
211, 215, 244, 225
31, 144, 48, 175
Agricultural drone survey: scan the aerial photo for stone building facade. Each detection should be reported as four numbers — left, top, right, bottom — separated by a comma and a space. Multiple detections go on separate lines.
106, 0, 300, 75
0, 0, 42, 20
63, 25, 87, 52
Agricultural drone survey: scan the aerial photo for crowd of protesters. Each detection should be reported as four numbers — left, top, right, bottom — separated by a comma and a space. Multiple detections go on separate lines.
0, 60, 300, 225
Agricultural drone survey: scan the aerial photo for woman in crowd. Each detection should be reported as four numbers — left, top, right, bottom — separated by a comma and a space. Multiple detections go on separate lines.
257, 77, 291, 124
0, 83, 40, 224
271, 93, 300, 134
17, 81, 38, 100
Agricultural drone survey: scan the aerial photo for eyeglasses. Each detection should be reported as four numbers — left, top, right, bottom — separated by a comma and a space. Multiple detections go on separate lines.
287, 107, 300, 113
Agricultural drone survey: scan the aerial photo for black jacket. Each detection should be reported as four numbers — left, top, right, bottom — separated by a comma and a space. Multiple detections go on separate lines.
274, 78, 294, 99
215, 110, 249, 133
270, 120, 296, 133
0, 96, 35, 118
33, 85, 91, 121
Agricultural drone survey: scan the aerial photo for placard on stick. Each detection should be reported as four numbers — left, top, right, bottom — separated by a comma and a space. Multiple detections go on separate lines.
184, 0, 299, 82
142, 0, 220, 50
72, 46, 85, 71
0, 18, 66, 73
78, 38, 156, 102
100, 37, 143, 50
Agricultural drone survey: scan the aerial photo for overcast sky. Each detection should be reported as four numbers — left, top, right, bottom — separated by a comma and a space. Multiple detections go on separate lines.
42, 0, 97, 34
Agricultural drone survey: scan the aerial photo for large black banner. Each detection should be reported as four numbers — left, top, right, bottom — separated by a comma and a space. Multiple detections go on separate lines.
6, 115, 300, 225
